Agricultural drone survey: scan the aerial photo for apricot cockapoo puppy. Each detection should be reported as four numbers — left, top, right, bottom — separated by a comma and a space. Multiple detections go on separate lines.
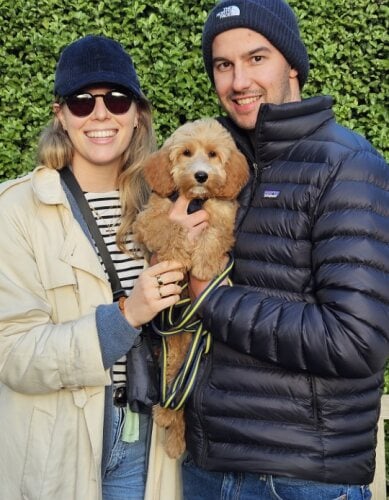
133, 118, 249, 458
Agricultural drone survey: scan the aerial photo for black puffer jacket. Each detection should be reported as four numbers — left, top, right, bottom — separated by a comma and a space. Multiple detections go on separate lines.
185, 96, 389, 485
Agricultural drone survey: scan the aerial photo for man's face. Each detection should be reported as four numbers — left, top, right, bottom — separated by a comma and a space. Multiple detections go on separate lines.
212, 28, 301, 130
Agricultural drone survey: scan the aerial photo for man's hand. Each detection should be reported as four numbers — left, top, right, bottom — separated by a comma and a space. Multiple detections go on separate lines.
168, 195, 209, 243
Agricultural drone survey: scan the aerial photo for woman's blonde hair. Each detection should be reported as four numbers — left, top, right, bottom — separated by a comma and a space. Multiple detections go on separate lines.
37, 97, 156, 254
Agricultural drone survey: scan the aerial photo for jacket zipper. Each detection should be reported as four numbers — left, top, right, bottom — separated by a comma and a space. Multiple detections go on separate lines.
251, 162, 259, 189
235, 160, 260, 234
192, 352, 213, 466
310, 375, 319, 428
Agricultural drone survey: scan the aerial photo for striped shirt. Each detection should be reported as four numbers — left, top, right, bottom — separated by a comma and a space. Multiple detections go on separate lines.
85, 190, 146, 386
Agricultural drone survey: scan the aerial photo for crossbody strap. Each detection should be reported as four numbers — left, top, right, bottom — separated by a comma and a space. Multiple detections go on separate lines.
59, 166, 126, 301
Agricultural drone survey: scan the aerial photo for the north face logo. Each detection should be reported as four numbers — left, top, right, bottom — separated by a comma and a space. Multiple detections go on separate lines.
216, 5, 241, 19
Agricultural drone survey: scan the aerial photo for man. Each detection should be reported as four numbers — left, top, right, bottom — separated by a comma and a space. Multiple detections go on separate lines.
170, 0, 389, 498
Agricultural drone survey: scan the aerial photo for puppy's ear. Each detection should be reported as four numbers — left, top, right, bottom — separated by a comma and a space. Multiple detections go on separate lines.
220, 149, 250, 199
143, 148, 175, 196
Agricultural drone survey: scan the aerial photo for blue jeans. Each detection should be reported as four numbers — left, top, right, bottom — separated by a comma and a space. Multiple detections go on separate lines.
102, 406, 149, 500
182, 455, 372, 500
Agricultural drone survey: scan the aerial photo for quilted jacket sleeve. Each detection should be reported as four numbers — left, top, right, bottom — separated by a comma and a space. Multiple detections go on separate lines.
199, 149, 389, 378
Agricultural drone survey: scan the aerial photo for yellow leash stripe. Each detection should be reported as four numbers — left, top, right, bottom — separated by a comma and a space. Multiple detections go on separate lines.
152, 254, 234, 410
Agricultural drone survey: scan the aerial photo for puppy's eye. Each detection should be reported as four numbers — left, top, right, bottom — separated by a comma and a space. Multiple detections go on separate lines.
183, 149, 192, 157
208, 151, 217, 158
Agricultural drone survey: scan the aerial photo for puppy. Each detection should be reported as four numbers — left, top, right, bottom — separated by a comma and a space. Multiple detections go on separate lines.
133, 118, 249, 458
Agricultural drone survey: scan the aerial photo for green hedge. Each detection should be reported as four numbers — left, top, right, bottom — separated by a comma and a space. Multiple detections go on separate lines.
0, 0, 387, 181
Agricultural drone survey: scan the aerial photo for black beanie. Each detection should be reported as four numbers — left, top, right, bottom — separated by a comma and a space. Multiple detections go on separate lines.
202, 0, 309, 88
54, 35, 143, 98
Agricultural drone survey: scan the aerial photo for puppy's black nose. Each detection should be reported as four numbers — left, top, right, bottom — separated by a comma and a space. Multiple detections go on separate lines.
194, 171, 208, 183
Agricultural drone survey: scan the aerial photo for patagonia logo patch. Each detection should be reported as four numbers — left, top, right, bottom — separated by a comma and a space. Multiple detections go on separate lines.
263, 190, 280, 199
216, 5, 240, 19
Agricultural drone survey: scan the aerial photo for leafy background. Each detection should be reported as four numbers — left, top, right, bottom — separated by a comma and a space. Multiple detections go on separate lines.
0, 0, 388, 489
0, 0, 387, 182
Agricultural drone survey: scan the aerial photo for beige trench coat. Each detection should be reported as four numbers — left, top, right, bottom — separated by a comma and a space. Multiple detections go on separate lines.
0, 167, 112, 500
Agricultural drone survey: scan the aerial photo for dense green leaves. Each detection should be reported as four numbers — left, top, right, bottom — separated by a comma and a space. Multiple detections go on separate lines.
0, 1, 387, 179
297, 0, 388, 155
0, 0, 387, 181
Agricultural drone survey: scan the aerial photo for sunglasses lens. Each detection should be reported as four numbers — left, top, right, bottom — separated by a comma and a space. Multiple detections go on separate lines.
66, 93, 95, 117
64, 91, 133, 116
104, 91, 133, 114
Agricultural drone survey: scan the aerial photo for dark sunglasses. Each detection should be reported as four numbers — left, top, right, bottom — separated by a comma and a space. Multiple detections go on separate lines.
63, 90, 135, 117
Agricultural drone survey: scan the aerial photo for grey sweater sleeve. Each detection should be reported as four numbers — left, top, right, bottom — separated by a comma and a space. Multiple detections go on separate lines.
96, 303, 141, 369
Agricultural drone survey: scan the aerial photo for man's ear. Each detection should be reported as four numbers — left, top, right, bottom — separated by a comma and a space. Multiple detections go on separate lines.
289, 68, 301, 99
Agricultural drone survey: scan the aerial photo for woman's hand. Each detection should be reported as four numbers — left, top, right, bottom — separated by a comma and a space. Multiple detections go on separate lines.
122, 260, 184, 328
169, 195, 209, 243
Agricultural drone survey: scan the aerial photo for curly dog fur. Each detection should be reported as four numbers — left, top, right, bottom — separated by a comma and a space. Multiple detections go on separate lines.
133, 118, 249, 458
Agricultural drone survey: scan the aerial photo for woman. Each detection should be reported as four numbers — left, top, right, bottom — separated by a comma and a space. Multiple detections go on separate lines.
0, 35, 183, 500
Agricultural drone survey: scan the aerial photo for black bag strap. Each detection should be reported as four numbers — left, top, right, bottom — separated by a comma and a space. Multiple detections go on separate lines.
59, 166, 126, 301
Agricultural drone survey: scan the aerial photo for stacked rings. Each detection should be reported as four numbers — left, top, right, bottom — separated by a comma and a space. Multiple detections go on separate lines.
156, 275, 164, 298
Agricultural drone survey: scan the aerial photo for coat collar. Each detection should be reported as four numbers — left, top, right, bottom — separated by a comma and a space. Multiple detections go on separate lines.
31, 165, 69, 205
31, 166, 108, 285
218, 96, 334, 165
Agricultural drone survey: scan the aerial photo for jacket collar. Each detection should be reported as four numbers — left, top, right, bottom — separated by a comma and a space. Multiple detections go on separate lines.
31, 166, 107, 282
218, 95, 334, 165
30, 166, 93, 245
31, 165, 69, 205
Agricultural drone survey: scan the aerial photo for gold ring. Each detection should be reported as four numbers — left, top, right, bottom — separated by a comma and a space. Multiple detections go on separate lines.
156, 275, 164, 287
158, 287, 163, 299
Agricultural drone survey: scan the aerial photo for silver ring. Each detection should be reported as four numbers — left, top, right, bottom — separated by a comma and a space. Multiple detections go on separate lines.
156, 275, 164, 287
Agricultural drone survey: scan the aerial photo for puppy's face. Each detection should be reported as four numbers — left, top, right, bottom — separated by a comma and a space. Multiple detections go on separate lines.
170, 129, 230, 199
143, 119, 249, 200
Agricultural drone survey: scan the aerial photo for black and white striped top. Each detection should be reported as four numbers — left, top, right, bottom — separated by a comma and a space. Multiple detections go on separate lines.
85, 190, 147, 387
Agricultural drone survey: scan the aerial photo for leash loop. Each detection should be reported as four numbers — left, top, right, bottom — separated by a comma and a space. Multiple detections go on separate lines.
152, 254, 234, 410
